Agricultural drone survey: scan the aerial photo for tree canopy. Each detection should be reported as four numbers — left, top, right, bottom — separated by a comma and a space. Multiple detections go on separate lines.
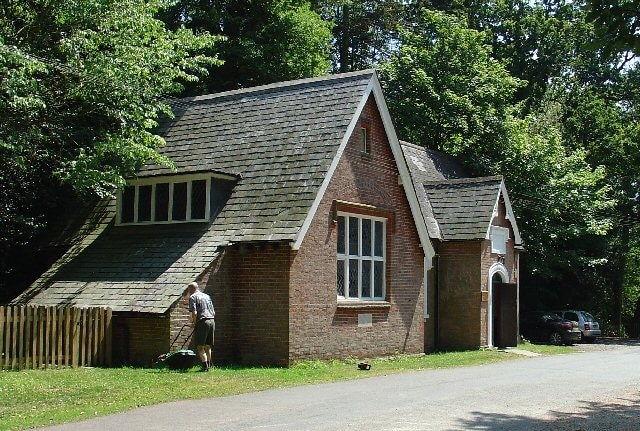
160, 0, 333, 93
0, 0, 219, 294
2, 0, 640, 336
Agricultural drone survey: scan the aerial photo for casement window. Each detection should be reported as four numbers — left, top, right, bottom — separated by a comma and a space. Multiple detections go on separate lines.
117, 175, 211, 225
336, 213, 386, 300
490, 226, 509, 255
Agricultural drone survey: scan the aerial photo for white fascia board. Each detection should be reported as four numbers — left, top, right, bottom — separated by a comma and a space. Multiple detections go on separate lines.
292, 76, 375, 251
485, 179, 523, 246
370, 75, 435, 266
500, 180, 523, 245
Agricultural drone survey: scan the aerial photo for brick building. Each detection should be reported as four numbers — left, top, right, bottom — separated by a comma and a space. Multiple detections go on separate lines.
13, 70, 522, 366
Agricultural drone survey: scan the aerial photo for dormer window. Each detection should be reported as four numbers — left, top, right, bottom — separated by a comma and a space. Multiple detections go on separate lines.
117, 175, 211, 225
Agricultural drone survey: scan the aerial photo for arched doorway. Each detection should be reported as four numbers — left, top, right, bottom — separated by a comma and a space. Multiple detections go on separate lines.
488, 263, 517, 348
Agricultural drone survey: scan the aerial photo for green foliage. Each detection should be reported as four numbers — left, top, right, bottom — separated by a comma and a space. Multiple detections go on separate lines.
586, 0, 640, 57
497, 114, 613, 276
313, 0, 406, 72
0, 0, 219, 286
380, 9, 522, 153
161, 0, 332, 92
380, 7, 613, 279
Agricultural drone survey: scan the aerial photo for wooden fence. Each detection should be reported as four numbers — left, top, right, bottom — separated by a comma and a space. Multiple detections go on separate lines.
0, 305, 112, 370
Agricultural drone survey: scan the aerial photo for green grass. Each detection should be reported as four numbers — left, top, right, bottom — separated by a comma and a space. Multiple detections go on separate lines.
0, 345, 571, 431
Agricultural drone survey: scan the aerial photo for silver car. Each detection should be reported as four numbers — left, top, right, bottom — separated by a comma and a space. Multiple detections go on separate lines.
552, 310, 601, 342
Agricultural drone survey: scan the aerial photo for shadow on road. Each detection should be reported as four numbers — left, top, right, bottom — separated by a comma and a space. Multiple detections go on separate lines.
457, 396, 640, 430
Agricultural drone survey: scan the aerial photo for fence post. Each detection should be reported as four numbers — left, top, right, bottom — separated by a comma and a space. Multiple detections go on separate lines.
105, 308, 112, 367
11, 306, 18, 370
57, 307, 63, 367
86, 308, 93, 367
37, 306, 44, 368
72, 307, 80, 367
90, 308, 98, 366
0, 306, 5, 369
64, 307, 71, 367
24, 306, 32, 370
51, 306, 58, 368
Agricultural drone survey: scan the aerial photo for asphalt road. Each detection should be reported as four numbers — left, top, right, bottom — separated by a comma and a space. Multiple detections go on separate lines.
39, 341, 640, 431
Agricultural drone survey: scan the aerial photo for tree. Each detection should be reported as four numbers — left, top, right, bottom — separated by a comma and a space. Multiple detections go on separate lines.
312, 0, 406, 72
586, 0, 640, 57
0, 0, 219, 297
160, 0, 332, 92
380, 8, 613, 287
380, 9, 522, 156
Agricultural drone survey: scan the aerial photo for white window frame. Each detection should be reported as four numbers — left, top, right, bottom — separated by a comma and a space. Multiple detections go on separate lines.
360, 127, 370, 154
337, 212, 386, 301
116, 174, 212, 225
491, 226, 509, 255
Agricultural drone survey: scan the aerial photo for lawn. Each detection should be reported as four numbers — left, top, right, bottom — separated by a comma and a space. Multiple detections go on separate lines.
0, 344, 573, 431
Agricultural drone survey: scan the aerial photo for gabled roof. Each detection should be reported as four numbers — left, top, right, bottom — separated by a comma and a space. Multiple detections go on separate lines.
16, 70, 434, 312
399, 142, 522, 244
145, 70, 376, 244
424, 177, 504, 241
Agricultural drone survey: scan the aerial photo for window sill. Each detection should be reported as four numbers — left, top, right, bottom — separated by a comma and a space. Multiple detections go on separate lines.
336, 300, 390, 310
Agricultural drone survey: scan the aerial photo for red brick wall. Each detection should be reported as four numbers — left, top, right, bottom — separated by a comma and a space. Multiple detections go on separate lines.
111, 313, 170, 367
205, 243, 291, 366
436, 196, 520, 350
289, 94, 426, 362
437, 241, 483, 349
424, 263, 437, 352
169, 295, 194, 351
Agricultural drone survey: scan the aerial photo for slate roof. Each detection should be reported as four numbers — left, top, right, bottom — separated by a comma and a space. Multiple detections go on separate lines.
400, 141, 467, 239
423, 177, 505, 241
399, 141, 519, 242
15, 70, 377, 313
400, 141, 467, 182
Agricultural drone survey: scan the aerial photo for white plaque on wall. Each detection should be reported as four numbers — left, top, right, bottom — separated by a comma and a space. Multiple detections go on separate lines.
358, 313, 373, 327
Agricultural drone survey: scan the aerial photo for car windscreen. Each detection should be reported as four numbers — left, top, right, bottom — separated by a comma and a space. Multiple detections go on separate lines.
581, 311, 596, 322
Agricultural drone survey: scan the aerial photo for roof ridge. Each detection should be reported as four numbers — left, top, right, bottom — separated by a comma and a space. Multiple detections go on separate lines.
399, 140, 423, 149
171, 69, 377, 105
423, 176, 503, 186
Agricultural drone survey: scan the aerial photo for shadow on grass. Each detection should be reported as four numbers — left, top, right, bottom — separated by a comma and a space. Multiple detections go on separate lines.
457, 396, 640, 430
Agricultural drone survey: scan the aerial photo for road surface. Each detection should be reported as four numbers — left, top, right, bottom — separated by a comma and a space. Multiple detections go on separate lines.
39, 340, 640, 431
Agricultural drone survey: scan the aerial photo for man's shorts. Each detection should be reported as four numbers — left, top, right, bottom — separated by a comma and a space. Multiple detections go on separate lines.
194, 318, 215, 346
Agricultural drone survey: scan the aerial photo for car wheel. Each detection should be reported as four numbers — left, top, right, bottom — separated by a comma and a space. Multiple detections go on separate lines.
549, 331, 563, 346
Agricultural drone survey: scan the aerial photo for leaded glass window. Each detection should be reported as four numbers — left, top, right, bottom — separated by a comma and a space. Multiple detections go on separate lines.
336, 213, 386, 300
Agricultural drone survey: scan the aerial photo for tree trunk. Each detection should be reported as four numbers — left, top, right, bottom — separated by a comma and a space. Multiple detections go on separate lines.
612, 223, 629, 335
631, 296, 640, 339
338, 5, 350, 73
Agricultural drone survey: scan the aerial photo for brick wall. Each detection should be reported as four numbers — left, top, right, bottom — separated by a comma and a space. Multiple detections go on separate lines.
436, 196, 520, 350
289, 94, 425, 362
206, 243, 291, 366
112, 313, 170, 367
424, 264, 437, 352
168, 295, 194, 351
437, 241, 483, 349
